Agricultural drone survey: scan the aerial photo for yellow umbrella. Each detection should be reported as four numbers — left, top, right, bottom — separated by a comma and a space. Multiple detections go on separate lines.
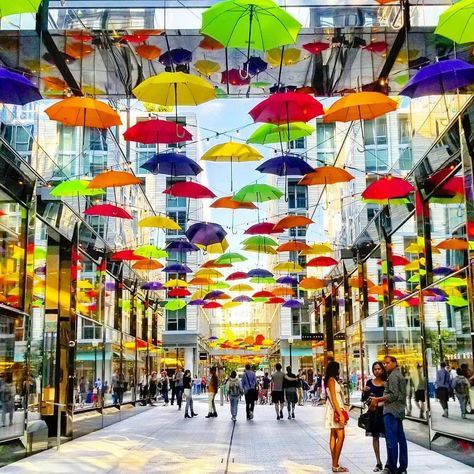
223, 301, 241, 310
195, 269, 223, 279
273, 261, 304, 272
191, 289, 207, 300
242, 244, 277, 255
194, 59, 221, 77
197, 239, 229, 254
404, 242, 440, 255
163, 279, 188, 288
77, 280, 94, 289
138, 215, 181, 230
300, 243, 333, 255
266, 47, 301, 66
229, 284, 254, 292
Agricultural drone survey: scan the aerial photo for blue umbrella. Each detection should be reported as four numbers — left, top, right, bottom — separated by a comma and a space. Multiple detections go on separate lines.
185, 222, 227, 246
248, 268, 273, 278
141, 152, 203, 176
276, 276, 298, 285
165, 238, 199, 253
233, 295, 253, 303
141, 282, 163, 290
162, 263, 193, 273
282, 299, 302, 308
204, 290, 224, 300
433, 266, 454, 276
159, 48, 193, 66
189, 299, 205, 306
0, 68, 42, 105
256, 154, 314, 177
400, 59, 474, 98
244, 56, 268, 76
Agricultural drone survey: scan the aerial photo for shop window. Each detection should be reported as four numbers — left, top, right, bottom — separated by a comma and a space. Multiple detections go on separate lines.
288, 179, 308, 209
166, 307, 186, 331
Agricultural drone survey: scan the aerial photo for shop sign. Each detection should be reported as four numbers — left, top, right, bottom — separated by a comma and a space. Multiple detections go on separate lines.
301, 332, 324, 341
334, 333, 346, 341
199, 352, 208, 360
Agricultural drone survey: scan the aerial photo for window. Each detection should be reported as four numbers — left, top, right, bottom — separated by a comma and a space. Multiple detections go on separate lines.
166, 116, 187, 149
88, 129, 108, 151
288, 179, 308, 209
166, 307, 186, 330
398, 117, 412, 171
166, 177, 186, 207
88, 215, 106, 236
166, 210, 186, 235
81, 319, 103, 339
3, 124, 33, 160
167, 249, 187, 264
135, 143, 156, 175
57, 124, 78, 177
290, 137, 306, 149
289, 251, 306, 268
291, 307, 310, 336
364, 118, 388, 173
82, 153, 107, 176
316, 122, 335, 165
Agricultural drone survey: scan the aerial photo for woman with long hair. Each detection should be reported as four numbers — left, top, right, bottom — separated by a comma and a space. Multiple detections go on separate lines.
183, 369, 198, 419
362, 361, 387, 472
325, 361, 348, 472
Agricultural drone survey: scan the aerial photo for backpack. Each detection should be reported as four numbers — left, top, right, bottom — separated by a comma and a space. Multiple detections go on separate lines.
228, 379, 241, 397
454, 377, 470, 396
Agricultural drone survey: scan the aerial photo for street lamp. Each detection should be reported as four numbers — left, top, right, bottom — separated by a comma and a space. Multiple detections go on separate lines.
435, 311, 444, 365
288, 337, 294, 369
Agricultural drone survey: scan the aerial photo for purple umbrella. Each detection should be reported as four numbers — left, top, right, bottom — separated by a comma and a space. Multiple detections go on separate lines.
165, 239, 199, 253
204, 290, 224, 300
276, 276, 298, 285
233, 295, 253, 303
382, 275, 404, 283
189, 299, 205, 306
256, 155, 314, 179
34, 265, 46, 275
400, 59, 474, 98
141, 282, 163, 290
433, 266, 454, 276
0, 68, 42, 105
185, 222, 227, 246
244, 56, 268, 76
141, 152, 203, 176
159, 48, 192, 66
283, 299, 302, 308
248, 268, 273, 278
105, 281, 117, 291
426, 295, 447, 302
162, 263, 193, 273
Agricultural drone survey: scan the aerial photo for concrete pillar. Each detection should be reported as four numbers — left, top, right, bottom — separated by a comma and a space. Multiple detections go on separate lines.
184, 347, 194, 373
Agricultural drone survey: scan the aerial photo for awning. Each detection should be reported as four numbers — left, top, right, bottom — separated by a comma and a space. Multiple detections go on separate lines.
281, 348, 313, 357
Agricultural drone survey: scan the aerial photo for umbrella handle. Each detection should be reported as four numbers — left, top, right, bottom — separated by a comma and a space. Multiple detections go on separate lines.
239, 67, 250, 80
175, 123, 186, 139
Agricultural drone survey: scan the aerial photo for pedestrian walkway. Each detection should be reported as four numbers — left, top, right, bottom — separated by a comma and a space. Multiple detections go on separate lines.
2, 396, 471, 473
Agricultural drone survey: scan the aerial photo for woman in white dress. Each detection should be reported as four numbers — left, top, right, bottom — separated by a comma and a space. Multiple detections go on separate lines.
325, 361, 349, 472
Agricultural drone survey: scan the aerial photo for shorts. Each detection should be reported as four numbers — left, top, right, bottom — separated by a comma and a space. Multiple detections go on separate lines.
415, 389, 425, 403
272, 391, 284, 403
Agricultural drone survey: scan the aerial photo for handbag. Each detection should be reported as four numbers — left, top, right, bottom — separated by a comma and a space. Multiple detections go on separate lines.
358, 410, 370, 430
327, 390, 349, 424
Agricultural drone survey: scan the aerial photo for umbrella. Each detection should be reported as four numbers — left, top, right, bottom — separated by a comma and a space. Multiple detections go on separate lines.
276, 276, 298, 285
201, 0, 301, 58
282, 299, 302, 308
247, 268, 273, 278
247, 122, 314, 145
306, 256, 338, 267
256, 154, 314, 177
195, 59, 221, 77
141, 282, 163, 290
399, 59, 474, 98
242, 244, 277, 255
266, 47, 301, 67
50, 180, 104, 197
244, 222, 280, 234
165, 299, 187, 311
185, 222, 227, 246
0, 0, 41, 16
233, 295, 253, 303
433, 267, 454, 276
244, 56, 268, 76
132, 260, 163, 270
302, 41, 330, 54
163, 279, 188, 288
138, 215, 181, 230
298, 166, 354, 186
300, 243, 333, 255
277, 240, 310, 252
159, 48, 193, 67
84, 204, 132, 219
189, 277, 215, 286
434, 0, 474, 44
165, 239, 199, 252
273, 215, 313, 231
203, 301, 222, 309
362, 176, 414, 202
250, 276, 275, 284
201, 258, 231, 268
233, 183, 283, 203
199, 35, 224, 50
201, 142, 262, 191
203, 290, 225, 300
436, 238, 468, 250
135, 44, 162, 61
164, 181, 216, 199
241, 236, 278, 254
323, 92, 397, 123
300, 277, 325, 290
141, 152, 202, 176
88, 170, 141, 189
45, 97, 121, 128
226, 272, 248, 281
221, 69, 251, 86
211, 196, 257, 210
134, 245, 168, 259
377, 255, 409, 266
273, 262, 304, 272
222, 301, 241, 310
229, 284, 253, 292
168, 288, 191, 297
249, 92, 324, 125
110, 249, 145, 261
189, 299, 206, 306
197, 240, 230, 254
0, 68, 42, 105
267, 297, 285, 304
123, 119, 192, 144
253, 290, 275, 298
215, 253, 247, 264
272, 287, 294, 297
363, 41, 389, 53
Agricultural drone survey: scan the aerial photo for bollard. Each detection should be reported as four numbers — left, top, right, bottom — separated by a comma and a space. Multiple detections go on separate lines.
56, 406, 61, 450
220, 385, 224, 406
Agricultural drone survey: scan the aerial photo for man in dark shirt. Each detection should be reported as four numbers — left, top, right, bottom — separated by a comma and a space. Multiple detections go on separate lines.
262, 372, 270, 404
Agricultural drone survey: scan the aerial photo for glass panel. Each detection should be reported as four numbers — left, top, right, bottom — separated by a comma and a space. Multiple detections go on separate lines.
76, 254, 100, 322
122, 334, 136, 403
104, 328, 121, 406
104, 274, 116, 328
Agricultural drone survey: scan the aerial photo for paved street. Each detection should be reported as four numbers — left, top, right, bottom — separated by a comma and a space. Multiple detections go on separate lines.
2, 395, 472, 473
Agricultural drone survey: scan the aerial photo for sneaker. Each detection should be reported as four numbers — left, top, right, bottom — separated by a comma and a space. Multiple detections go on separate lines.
292, 412, 295, 419
280, 410, 283, 418
277, 415, 280, 420
373, 464, 383, 472
288, 415, 291, 420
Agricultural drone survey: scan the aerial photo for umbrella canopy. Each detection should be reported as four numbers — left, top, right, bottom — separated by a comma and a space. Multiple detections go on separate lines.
201, 0, 301, 51
45, 97, 122, 128
362, 176, 414, 201
247, 268, 273, 278
273, 262, 304, 272
229, 284, 254, 292
141, 152, 203, 176
436, 238, 469, 250
164, 299, 187, 311
141, 282, 164, 291
244, 56, 268, 76
272, 287, 294, 297
253, 290, 275, 298
201, 258, 231, 268
221, 69, 251, 86
110, 249, 145, 261
215, 253, 247, 264
298, 166, 354, 186
273, 215, 313, 231
277, 240, 310, 253
302, 41, 330, 54
138, 215, 181, 230
88, 170, 141, 188
242, 244, 277, 254
159, 48, 193, 67
197, 240, 230, 254
132, 260, 163, 270
0, 68, 42, 105
185, 222, 227, 246
244, 222, 281, 234
123, 119, 192, 144
256, 154, 314, 177
163, 279, 188, 288
135, 44, 162, 60
233, 183, 283, 202
241, 235, 278, 247
132, 71, 215, 106
300, 243, 334, 255
226, 271, 248, 281
0, 0, 42, 16
210, 196, 257, 210
50, 179, 104, 197
323, 92, 397, 123
282, 299, 302, 308
201, 142, 262, 163
299, 277, 325, 290
276, 276, 298, 285
203, 301, 222, 309
165, 239, 199, 252
233, 295, 253, 303
168, 288, 191, 297
199, 35, 224, 50
249, 92, 324, 125
434, 0, 474, 44
84, 204, 132, 219
164, 181, 216, 199
134, 245, 168, 259
267, 297, 285, 304
247, 122, 314, 145
307, 256, 338, 267
266, 47, 301, 66
400, 59, 474, 98
195, 59, 221, 77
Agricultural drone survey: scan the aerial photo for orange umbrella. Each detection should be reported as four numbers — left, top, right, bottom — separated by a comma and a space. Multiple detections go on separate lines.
272, 286, 294, 297
88, 170, 141, 188
45, 97, 122, 128
199, 35, 224, 50
132, 260, 163, 270
188, 277, 214, 286
273, 215, 314, 231
210, 196, 257, 210
201, 260, 231, 269
300, 277, 325, 290
43, 76, 67, 92
64, 42, 94, 59
135, 44, 162, 60
277, 240, 311, 252
298, 166, 354, 186
436, 238, 468, 250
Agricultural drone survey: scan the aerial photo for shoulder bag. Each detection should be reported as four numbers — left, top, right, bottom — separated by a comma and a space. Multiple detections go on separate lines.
327, 387, 349, 424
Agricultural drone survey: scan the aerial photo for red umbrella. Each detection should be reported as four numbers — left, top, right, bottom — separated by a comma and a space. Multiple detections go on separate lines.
363, 41, 388, 53
84, 204, 132, 219
306, 256, 338, 267
163, 181, 216, 199
203, 301, 222, 309
377, 255, 410, 266
267, 296, 285, 304
201, 259, 232, 268
362, 176, 414, 201
168, 288, 191, 297
249, 92, 324, 125
110, 249, 145, 261
253, 290, 275, 298
123, 119, 192, 144
226, 271, 248, 281
302, 41, 330, 54
244, 221, 281, 235
221, 69, 250, 86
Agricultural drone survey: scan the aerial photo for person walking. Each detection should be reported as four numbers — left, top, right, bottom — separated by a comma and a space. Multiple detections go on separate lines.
169, 374, 176, 406
451, 368, 470, 419
183, 369, 198, 419
414, 363, 426, 419
297, 369, 304, 406
147, 371, 157, 406
362, 361, 387, 472
174, 367, 184, 411
205, 367, 218, 418
160, 370, 169, 406
283, 366, 299, 419
370, 355, 407, 474
241, 364, 257, 420
201, 375, 207, 394
226, 370, 242, 421
261, 372, 270, 404
1, 375, 15, 427
271, 363, 285, 420
435, 362, 450, 418
324, 361, 348, 473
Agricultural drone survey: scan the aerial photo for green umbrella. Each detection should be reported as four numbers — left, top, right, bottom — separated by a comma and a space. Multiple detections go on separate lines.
438, 277, 467, 288
50, 179, 105, 197
247, 122, 314, 145
434, 0, 474, 44
233, 183, 283, 203
0, 0, 42, 17
164, 299, 187, 311
207, 281, 230, 290
215, 252, 247, 264
201, 0, 301, 52
241, 235, 278, 247
252, 297, 268, 303
447, 295, 468, 307
250, 276, 275, 284
134, 245, 168, 259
